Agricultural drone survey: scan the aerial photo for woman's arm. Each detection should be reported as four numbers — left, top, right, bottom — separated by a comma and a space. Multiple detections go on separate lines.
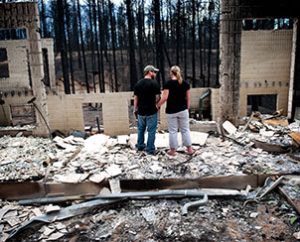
156, 89, 169, 109
186, 89, 191, 109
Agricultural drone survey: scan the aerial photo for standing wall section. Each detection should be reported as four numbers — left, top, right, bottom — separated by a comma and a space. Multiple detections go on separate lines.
239, 30, 293, 116
47, 89, 218, 136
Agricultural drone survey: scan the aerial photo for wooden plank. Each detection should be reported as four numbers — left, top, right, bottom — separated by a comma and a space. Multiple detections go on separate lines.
263, 119, 289, 126
278, 187, 300, 215
288, 132, 300, 146
252, 139, 290, 153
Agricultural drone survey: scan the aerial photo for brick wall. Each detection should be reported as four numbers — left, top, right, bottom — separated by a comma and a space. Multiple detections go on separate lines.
0, 40, 30, 91
47, 89, 217, 136
239, 29, 293, 116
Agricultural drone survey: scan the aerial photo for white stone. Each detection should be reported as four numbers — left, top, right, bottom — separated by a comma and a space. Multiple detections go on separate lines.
89, 173, 107, 183
53, 173, 89, 183
105, 164, 122, 177
117, 135, 129, 145
83, 134, 110, 152
222, 121, 237, 135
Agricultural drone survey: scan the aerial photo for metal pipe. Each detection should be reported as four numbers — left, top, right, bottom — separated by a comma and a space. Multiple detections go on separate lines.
182, 193, 208, 215
28, 97, 51, 135
91, 189, 208, 200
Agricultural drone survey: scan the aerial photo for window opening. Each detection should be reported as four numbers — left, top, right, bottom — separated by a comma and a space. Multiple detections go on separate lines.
0, 48, 9, 78
0, 28, 27, 41
247, 94, 277, 115
10, 104, 36, 126
82, 103, 103, 134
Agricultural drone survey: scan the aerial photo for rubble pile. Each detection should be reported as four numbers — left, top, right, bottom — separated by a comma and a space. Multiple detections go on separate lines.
0, 113, 300, 241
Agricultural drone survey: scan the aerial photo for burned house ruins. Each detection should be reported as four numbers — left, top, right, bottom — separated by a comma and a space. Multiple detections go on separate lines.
0, 0, 300, 136
0, 0, 300, 241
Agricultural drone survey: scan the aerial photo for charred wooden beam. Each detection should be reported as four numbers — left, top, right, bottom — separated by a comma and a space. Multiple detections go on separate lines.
1, 174, 298, 201
252, 139, 290, 153
278, 187, 300, 215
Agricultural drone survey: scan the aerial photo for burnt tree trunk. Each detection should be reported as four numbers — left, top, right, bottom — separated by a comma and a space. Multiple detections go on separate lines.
77, 0, 90, 93
72, 0, 82, 70
40, 0, 48, 37
88, 0, 96, 93
137, 3, 145, 77
207, 1, 214, 87
191, 0, 196, 87
154, 0, 164, 86
109, 1, 118, 91
175, 0, 181, 65
125, 0, 138, 90
198, 12, 205, 86
183, 3, 187, 80
97, 0, 105, 93
57, 0, 70, 94
92, 0, 101, 93
64, 0, 75, 94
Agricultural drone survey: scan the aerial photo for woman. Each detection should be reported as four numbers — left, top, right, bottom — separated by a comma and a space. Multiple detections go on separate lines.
156, 65, 194, 156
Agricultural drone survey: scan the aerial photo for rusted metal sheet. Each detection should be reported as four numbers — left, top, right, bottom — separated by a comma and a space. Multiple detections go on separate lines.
252, 139, 290, 153
8, 198, 124, 240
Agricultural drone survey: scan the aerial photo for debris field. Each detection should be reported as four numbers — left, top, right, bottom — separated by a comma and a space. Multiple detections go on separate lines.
1, 114, 300, 242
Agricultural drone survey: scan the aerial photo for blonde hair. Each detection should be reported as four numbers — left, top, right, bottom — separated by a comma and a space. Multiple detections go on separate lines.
170, 65, 183, 84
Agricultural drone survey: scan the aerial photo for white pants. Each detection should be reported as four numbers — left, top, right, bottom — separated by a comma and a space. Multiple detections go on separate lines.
166, 109, 191, 149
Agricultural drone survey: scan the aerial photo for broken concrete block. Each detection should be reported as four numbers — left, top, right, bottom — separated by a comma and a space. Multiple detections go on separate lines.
89, 172, 108, 183
54, 173, 89, 183
109, 179, 121, 193
105, 164, 122, 178
83, 134, 110, 152
45, 204, 61, 213
190, 131, 209, 146
222, 121, 237, 135
117, 135, 129, 145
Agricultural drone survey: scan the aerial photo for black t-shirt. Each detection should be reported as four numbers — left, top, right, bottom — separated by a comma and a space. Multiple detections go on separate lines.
163, 80, 190, 114
134, 78, 161, 116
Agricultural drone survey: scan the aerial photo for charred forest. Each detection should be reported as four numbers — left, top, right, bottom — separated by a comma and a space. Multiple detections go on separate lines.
38, 0, 221, 93
7, 0, 291, 94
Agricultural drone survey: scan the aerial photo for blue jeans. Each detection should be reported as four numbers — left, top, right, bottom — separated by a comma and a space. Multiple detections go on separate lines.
136, 113, 158, 154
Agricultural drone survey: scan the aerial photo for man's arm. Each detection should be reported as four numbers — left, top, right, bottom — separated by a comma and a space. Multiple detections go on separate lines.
134, 95, 138, 118
134, 95, 138, 111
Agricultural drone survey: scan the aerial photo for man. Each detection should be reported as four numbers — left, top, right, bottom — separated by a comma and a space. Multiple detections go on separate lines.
134, 65, 161, 155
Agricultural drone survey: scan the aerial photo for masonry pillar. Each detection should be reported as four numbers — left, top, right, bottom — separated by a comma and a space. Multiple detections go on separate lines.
27, 3, 50, 136
219, 0, 242, 125
291, 18, 300, 120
